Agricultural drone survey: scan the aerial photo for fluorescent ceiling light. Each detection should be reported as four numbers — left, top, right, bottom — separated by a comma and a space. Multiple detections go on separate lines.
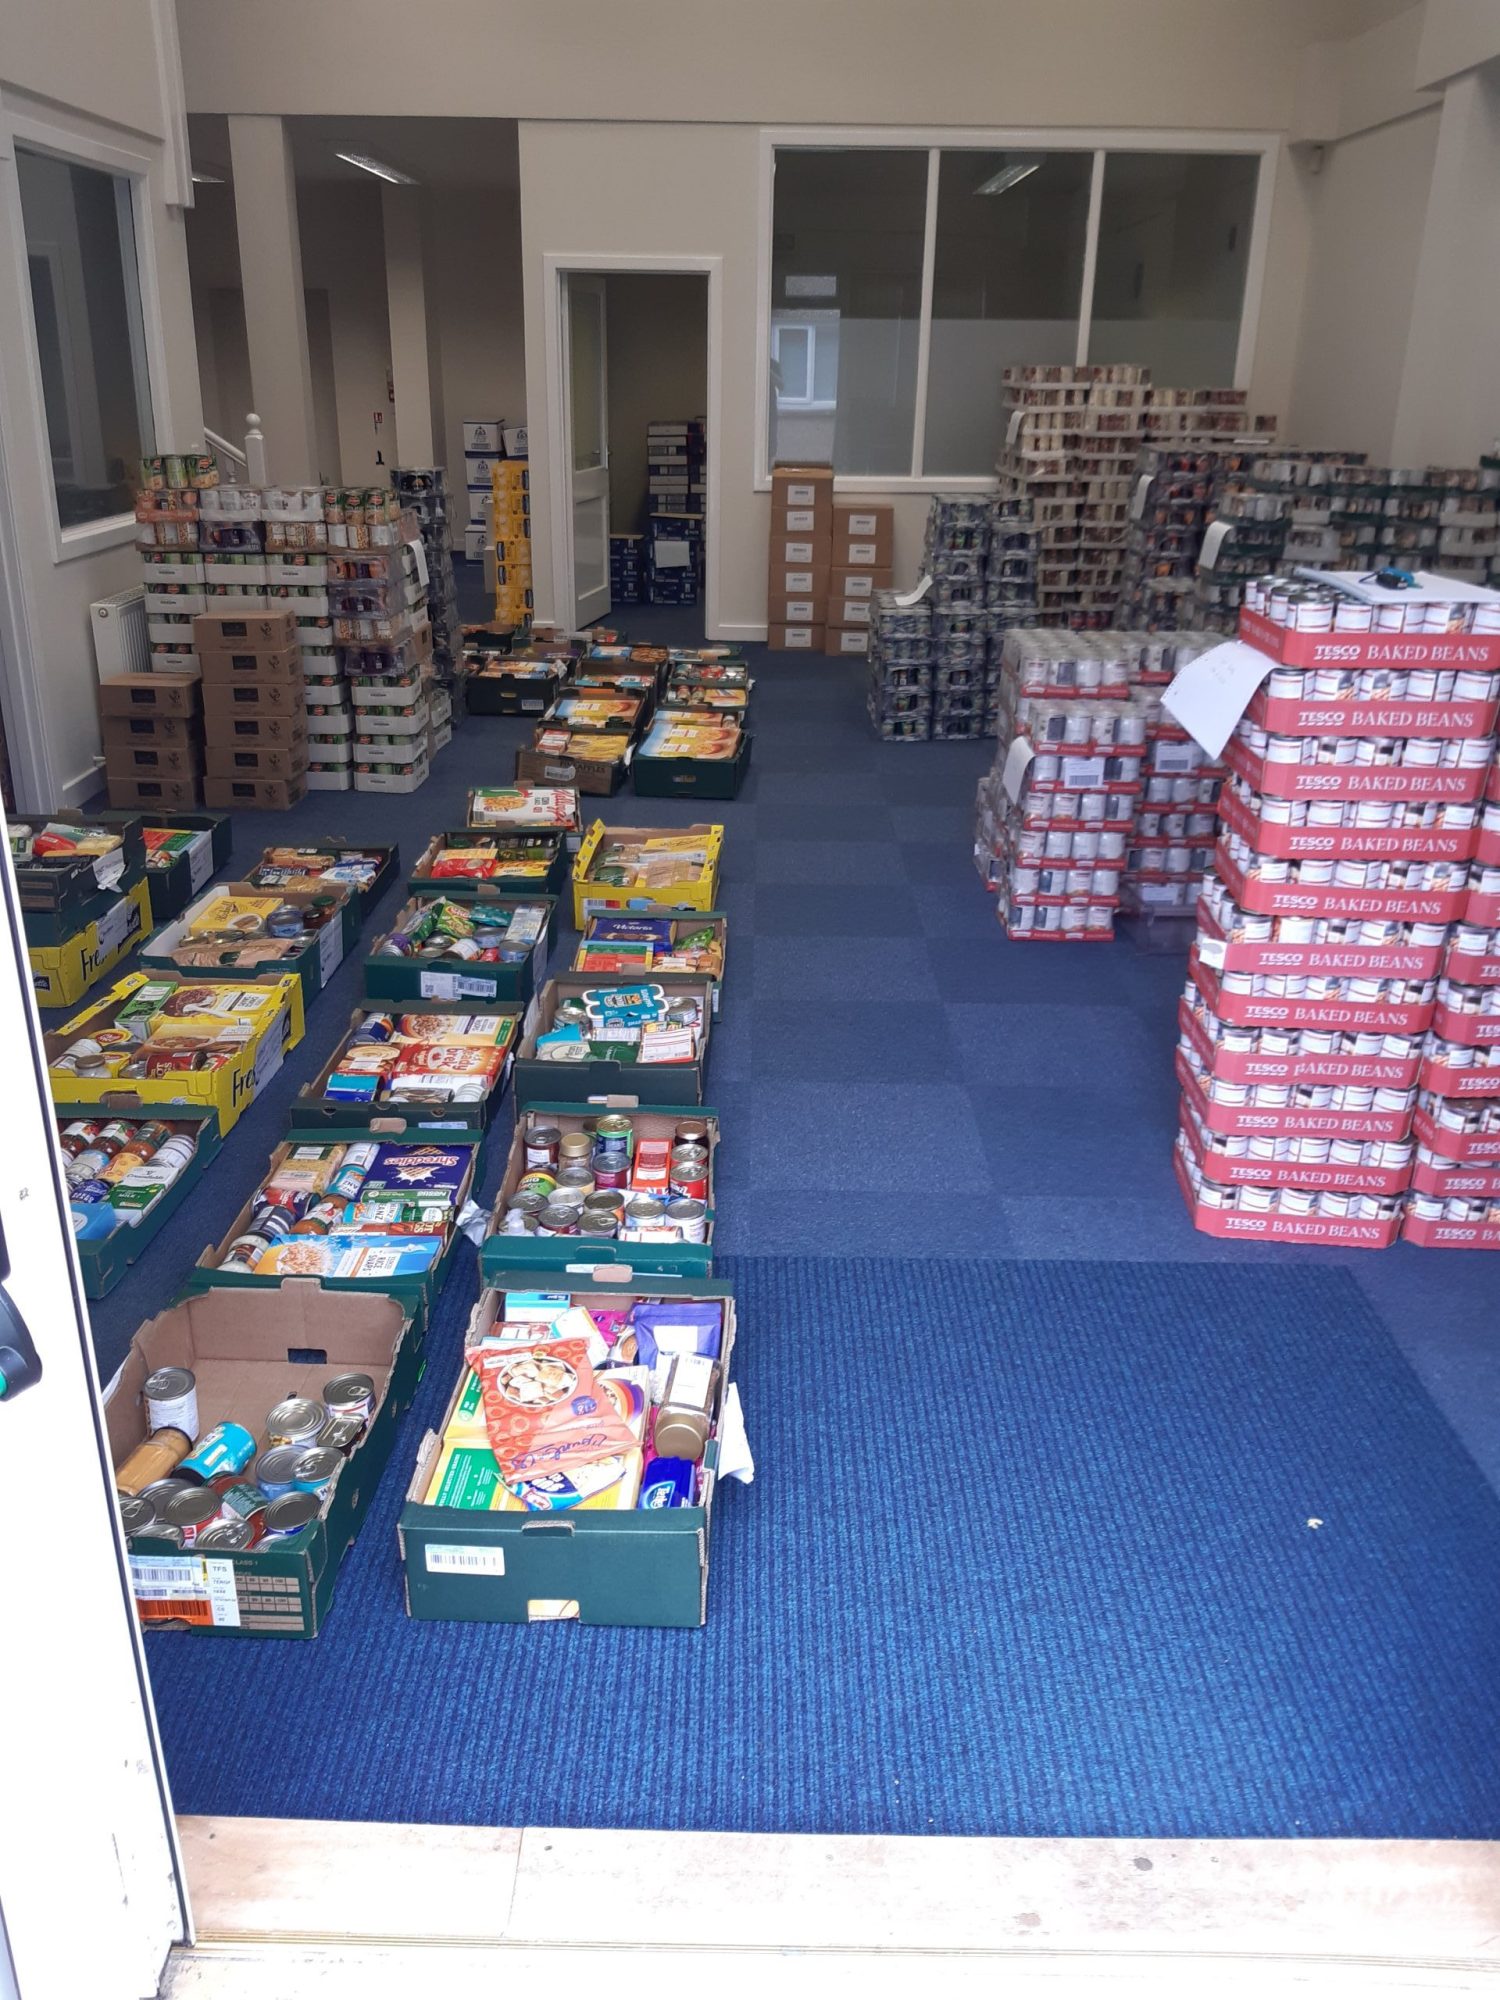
335, 151, 418, 185
976, 162, 1040, 196
190, 170, 224, 185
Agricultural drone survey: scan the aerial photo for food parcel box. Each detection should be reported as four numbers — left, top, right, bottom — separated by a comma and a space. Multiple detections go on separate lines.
364, 892, 556, 1008
29, 875, 154, 1007
570, 821, 723, 928
294, 1005, 517, 1132
141, 812, 234, 924
58, 1099, 222, 1297
108, 1283, 422, 1639
513, 974, 714, 1106
514, 742, 627, 799
409, 828, 567, 900
17, 809, 147, 941
399, 1274, 735, 1628
138, 881, 358, 1007
245, 840, 399, 918
45, 969, 305, 1135
574, 908, 727, 1015
468, 784, 584, 852
631, 723, 751, 802
482, 1101, 719, 1280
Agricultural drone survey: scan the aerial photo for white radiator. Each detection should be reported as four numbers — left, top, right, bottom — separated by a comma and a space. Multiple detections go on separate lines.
90, 586, 149, 679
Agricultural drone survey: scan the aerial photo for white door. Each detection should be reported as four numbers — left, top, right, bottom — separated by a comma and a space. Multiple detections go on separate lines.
565, 273, 611, 627
0, 826, 187, 1998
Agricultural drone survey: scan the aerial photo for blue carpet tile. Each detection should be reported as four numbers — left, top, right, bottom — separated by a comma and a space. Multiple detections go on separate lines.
144, 1255, 1500, 1838
67, 593, 1500, 1835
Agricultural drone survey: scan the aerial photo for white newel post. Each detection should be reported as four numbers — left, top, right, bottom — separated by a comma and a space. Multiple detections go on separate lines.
244, 412, 268, 485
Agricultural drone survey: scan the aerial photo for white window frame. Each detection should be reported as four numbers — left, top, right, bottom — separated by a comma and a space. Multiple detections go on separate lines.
0, 105, 167, 562
770, 315, 838, 413
755, 124, 1279, 494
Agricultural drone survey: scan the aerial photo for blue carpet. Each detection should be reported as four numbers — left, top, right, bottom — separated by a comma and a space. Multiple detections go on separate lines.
144, 1253, 1500, 1837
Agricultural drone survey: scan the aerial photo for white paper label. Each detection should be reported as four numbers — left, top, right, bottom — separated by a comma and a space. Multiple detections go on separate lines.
459, 974, 500, 999
251, 1020, 286, 1096
846, 513, 878, 536
784, 630, 813, 648
130, 1555, 241, 1626
94, 895, 133, 958
1131, 474, 1153, 521
846, 542, 878, 565
783, 571, 815, 592
655, 539, 690, 569
784, 509, 816, 531
1161, 638, 1275, 758
782, 541, 815, 563
1061, 753, 1107, 788
317, 916, 345, 985
844, 574, 874, 596
1198, 520, 1233, 571
838, 632, 867, 653
1197, 937, 1227, 970
1000, 737, 1035, 803
784, 600, 815, 622
187, 833, 214, 892
407, 536, 429, 588
893, 574, 932, 608
425, 1544, 506, 1575
1006, 408, 1025, 446
420, 970, 461, 1000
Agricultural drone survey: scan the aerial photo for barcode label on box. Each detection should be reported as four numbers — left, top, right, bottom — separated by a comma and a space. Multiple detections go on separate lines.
252, 1021, 286, 1095
188, 834, 214, 892
130, 1555, 241, 1626
421, 970, 460, 1001
425, 1544, 506, 1576
317, 917, 345, 985
94, 896, 134, 958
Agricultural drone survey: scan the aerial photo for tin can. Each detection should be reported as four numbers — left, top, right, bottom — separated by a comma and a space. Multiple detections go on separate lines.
669, 1147, 709, 1200
216, 1482, 267, 1530
290, 1446, 341, 1493
594, 1113, 634, 1156
221, 1231, 270, 1274
329, 1141, 378, 1199
525, 1124, 561, 1169
319, 1413, 366, 1452
98, 1120, 137, 1155
591, 1154, 629, 1189
622, 1194, 670, 1236
578, 1202, 619, 1238
517, 1170, 557, 1201
358, 1014, 396, 1043
163, 1486, 222, 1545
665, 1196, 708, 1243
115, 1427, 193, 1495
266, 1397, 328, 1448
536, 1202, 580, 1235
558, 1130, 595, 1164
179, 1420, 257, 1485
254, 1445, 305, 1498
59, 1119, 104, 1156
323, 1371, 376, 1422
261, 1491, 322, 1540
118, 1492, 158, 1537
505, 1190, 548, 1220
555, 1164, 595, 1198
196, 1517, 256, 1552
142, 1365, 198, 1439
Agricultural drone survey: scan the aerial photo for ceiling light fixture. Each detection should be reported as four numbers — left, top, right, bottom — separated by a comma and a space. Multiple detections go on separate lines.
190, 170, 224, 186
975, 161, 1041, 197
335, 151, 418, 186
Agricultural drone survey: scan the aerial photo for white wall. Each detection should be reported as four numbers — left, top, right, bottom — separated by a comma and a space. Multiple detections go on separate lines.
1286, 106, 1440, 459
428, 184, 527, 494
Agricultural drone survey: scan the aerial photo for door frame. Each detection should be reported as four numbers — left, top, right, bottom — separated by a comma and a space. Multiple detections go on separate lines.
541, 251, 721, 636
561, 271, 611, 629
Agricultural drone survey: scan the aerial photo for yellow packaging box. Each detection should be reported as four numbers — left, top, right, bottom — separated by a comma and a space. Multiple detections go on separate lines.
570, 820, 724, 927
29, 875, 153, 1008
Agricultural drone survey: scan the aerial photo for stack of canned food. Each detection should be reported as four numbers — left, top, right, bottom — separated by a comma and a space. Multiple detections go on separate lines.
115, 1366, 377, 1550
62, 1115, 200, 1242
497, 1111, 713, 1244
374, 895, 548, 965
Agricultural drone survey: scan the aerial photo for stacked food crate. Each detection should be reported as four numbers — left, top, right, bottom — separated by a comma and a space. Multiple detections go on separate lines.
975, 631, 1146, 940
490, 461, 534, 630
1122, 632, 1224, 919
983, 498, 1040, 735
1193, 453, 1365, 633
1175, 575, 1500, 1249
327, 491, 434, 796
392, 467, 460, 676
1116, 449, 1219, 631
925, 500, 989, 741
866, 591, 933, 741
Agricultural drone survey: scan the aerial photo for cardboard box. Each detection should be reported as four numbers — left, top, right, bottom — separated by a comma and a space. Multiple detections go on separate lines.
46, 969, 304, 1135
202, 775, 307, 812
514, 745, 626, 798
829, 597, 875, 628
140, 812, 234, 924
408, 830, 567, 900
399, 1275, 734, 1628
769, 623, 825, 653
514, 974, 713, 1106
771, 463, 834, 515
462, 420, 504, 452
769, 536, 829, 568
633, 731, 751, 801
192, 610, 297, 656
771, 504, 832, 541
767, 565, 828, 600
201, 678, 304, 722
15, 811, 146, 927
575, 908, 728, 1015
364, 892, 556, 1008
106, 773, 203, 812
60, 1102, 222, 1297
571, 821, 723, 926
833, 531, 894, 569
354, 755, 430, 796
98, 672, 200, 719
103, 741, 202, 780
28, 874, 153, 1008
197, 647, 302, 684
295, 1004, 518, 1132
101, 712, 202, 750
831, 566, 893, 600
831, 503, 893, 565
109, 1284, 422, 1639
139, 880, 356, 1005
826, 627, 870, 659
767, 593, 825, 626
202, 739, 309, 782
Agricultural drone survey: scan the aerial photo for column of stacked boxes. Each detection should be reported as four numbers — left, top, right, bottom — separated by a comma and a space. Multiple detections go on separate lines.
866, 591, 933, 739
490, 460, 534, 630
767, 463, 832, 653
646, 420, 704, 609
923, 500, 989, 740
329, 497, 434, 797
975, 632, 1145, 939
1175, 579, 1500, 1249
984, 498, 1041, 735
461, 419, 504, 561
1123, 631, 1224, 918
264, 489, 346, 790
1193, 454, 1365, 633
394, 466, 460, 675
194, 610, 306, 811
826, 502, 894, 662
135, 452, 218, 683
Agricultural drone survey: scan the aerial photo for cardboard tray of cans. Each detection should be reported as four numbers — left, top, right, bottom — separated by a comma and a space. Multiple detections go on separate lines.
108, 1284, 422, 1639
574, 909, 727, 1015
1401, 1211, 1500, 1250
1410, 1153, 1500, 1199
1442, 940, 1500, 984
28, 875, 154, 1008
408, 829, 568, 899
1459, 884, 1500, 927
1418, 1044, 1500, 1095
1174, 1049, 1415, 1141
483, 1102, 717, 1279
515, 975, 712, 1107
1222, 734, 1490, 805
1173, 1144, 1401, 1249
1216, 782, 1480, 862
15, 811, 147, 925
1175, 997, 1421, 1089
364, 893, 555, 1007
1244, 684, 1500, 740
1187, 952, 1437, 1036
137, 882, 358, 1006
399, 1275, 735, 1629
46, 970, 304, 1135
1237, 605, 1500, 673
294, 1006, 518, 1131
1175, 1100, 1412, 1196
60, 1102, 223, 1296
243, 842, 398, 918
191, 1123, 486, 1316
1412, 1099, 1500, 1163
467, 784, 583, 851
1430, 997, 1500, 1047
1212, 841, 1470, 925
141, 813, 234, 924
1194, 902, 1447, 981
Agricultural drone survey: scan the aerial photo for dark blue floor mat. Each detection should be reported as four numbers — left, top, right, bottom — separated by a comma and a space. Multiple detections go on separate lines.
145, 1253, 1500, 1838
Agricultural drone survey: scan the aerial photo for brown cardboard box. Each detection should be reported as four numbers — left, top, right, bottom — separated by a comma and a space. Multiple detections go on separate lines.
829, 596, 875, 627
831, 506, 895, 569
767, 592, 826, 626
204, 740, 309, 780
833, 532, 895, 569
201, 708, 307, 747
771, 463, 834, 517
103, 741, 202, 779
826, 626, 872, 659
201, 677, 304, 721
100, 711, 202, 749
106, 773, 202, 810
197, 646, 302, 683
97, 671, 200, 718
768, 564, 829, 600
203, 774, 307, 811
768, 623, 826, 653
514, 745, 626, 797
771, 504, 831, 541
769, 534, 830, 568
831, 566, 894, 600
193, 610, 297, 655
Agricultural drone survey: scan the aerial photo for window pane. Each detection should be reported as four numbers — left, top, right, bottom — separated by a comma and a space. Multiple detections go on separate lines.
923, 151, 1092, 477
17, 148, 154, 527
770, 148, 926, 475
1088, 152, 1258, 386
774, 324, 811, 402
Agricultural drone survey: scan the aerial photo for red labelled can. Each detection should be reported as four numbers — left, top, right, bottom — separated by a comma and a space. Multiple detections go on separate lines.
669, 1146, 709, 1201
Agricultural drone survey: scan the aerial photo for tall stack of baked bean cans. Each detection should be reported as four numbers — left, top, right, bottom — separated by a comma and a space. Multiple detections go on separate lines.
1175, 573, 1500, 1250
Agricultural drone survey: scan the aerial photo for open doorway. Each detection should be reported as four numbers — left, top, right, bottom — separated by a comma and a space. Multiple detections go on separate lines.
549, 257, 717, 632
